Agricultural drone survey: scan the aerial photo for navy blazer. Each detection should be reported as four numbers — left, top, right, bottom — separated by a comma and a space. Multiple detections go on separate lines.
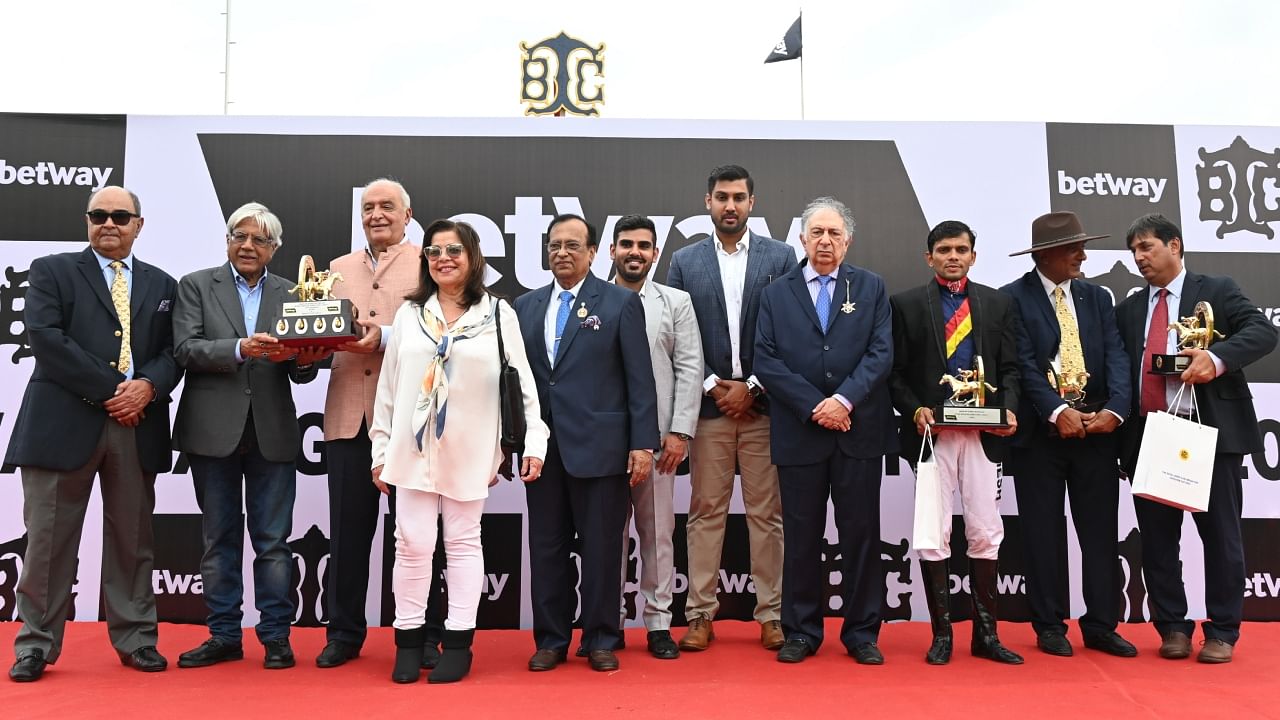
753, 262, 897, 465
5, 248, 181, 473
514, 272, 659, 478
666, 231, 798, 418
1116, 271, 1278, 472
999, 270, 1131, 447
888, 280, 1021, 464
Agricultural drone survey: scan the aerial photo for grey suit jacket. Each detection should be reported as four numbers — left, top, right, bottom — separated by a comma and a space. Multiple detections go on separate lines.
172, 263, 318, 462
665, 230, 798, 418
640, 280, 704, 448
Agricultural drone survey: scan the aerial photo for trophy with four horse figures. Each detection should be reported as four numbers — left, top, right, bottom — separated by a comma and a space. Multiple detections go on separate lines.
1152, 300, 1225, 375
934, 356, 1010, 428
271, 255, 358, 348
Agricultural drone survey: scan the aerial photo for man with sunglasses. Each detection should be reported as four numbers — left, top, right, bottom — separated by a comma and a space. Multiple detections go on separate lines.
7, 187, 181, 681
316, 178, 446, 669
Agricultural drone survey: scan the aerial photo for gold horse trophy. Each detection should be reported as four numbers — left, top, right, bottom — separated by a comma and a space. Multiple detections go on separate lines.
271, 255, 358, 348
934, 356, 1009, 427
1153, 301, 1225, 375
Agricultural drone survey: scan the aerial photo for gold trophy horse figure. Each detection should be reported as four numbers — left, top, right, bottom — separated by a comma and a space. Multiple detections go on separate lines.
1169, 317, 1224, 350
939, 369, 997, 407
289, 255, 344, 302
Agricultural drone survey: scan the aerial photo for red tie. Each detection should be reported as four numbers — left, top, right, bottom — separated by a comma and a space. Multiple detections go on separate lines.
1141, 288, 1169, 415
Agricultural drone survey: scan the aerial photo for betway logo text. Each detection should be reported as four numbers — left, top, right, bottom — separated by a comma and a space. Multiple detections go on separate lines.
152, 570, 202, 595
1243, 572, 1280, 598
1057, 170, 1167, 203
0, 160, 113, 190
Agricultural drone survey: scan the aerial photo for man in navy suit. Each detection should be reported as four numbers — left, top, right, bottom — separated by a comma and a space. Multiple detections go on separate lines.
1115, 214, 1277, 664
667, 165, 797, 652
753, 196, 897, 665
7, 187, 180, 681
1000, 211, 1136, 659
514, 213, 659, 673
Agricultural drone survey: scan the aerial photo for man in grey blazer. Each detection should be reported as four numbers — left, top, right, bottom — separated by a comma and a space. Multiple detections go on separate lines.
666, 165, 798, 652
610, 215, 704, 659
171, 203, 328, 671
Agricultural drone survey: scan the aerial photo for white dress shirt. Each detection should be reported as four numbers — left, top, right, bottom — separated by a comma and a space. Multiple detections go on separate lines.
544, 275, 588, 367
702, 232, 761, 393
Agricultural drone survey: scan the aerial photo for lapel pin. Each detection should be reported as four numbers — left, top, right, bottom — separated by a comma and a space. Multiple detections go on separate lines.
840, 278, 856, 314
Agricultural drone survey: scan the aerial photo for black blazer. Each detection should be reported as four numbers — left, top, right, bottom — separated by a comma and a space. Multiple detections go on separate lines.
888, 280, 1021, 463
4, 248, 180, 473
1000, 270, 1131, 449
514, 272, 660, 478
1115, 271, 1278, 473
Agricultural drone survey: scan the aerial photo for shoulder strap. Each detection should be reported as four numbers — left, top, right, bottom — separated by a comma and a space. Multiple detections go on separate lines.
491, 294, 509, 366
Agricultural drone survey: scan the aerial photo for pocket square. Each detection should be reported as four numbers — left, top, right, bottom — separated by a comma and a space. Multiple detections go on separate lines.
156, 299, 172, 312
580, 315, 601, 330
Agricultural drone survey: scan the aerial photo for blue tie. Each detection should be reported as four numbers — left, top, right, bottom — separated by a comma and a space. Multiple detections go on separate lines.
553, 290, 573, 360
816, 275, 832, 333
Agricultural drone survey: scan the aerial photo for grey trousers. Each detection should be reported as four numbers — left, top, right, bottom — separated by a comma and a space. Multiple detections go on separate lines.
622, 467, 676, 631
14, 421, 158, 662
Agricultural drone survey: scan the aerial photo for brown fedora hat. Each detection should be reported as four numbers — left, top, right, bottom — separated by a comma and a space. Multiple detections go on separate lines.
1008, 211, 1110, 256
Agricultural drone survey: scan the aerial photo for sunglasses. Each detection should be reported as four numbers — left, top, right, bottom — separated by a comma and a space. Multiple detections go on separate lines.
424, 243, 465, 259
86, 210, 140, 225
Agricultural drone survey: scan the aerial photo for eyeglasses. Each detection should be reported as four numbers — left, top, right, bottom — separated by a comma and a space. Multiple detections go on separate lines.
86, 210, 139, 226
227, 231, 274, 248
424, 243, 464, 259
547, 241, 586, 254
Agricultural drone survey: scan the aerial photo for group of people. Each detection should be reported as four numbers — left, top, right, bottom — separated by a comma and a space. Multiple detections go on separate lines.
5, 164, 1275, 686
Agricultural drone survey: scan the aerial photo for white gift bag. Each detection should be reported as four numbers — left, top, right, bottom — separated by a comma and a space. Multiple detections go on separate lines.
1132, 383, 1218, 513
912, 428, 945, 551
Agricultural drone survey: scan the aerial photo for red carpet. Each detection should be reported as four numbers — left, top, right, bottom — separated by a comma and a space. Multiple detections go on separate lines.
2, 620, 1278, 719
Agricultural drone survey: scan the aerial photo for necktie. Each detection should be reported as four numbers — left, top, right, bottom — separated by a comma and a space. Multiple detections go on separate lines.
553, 290, 573, 360
1053, 286, 1085, 380
1141, 289, 1170, 415
110, 261, 131, 373
944, 297, 972, 359
815, 275, 831, 333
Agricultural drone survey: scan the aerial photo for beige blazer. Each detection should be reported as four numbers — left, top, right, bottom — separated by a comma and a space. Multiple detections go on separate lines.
323, 242, 421, 441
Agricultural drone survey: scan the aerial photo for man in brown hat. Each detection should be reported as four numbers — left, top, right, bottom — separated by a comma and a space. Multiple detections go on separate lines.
999, 211, 1136, 658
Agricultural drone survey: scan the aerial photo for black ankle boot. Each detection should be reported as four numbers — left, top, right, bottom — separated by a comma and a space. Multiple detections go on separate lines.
919, 559, 953, 664
969, 558, 1024, 665
428, 629, 474, 684
392, 627, 426, 683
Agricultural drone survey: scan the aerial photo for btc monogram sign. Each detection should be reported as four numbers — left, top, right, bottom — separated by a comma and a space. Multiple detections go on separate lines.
1197, 135, 1280, 239
519, 32, 605, 117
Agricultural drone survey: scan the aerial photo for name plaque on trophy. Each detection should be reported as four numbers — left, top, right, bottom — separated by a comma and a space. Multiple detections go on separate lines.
933, 356, 1010, 428
1152, 301, 1224, 376
272, 255, 358, 348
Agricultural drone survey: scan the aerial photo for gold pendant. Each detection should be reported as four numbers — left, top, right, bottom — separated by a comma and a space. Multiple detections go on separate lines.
577, 305, 588, 318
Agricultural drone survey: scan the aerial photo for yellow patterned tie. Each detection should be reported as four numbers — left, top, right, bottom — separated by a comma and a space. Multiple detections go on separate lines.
110, 261, 131, 373
1053, 286, 1085, 379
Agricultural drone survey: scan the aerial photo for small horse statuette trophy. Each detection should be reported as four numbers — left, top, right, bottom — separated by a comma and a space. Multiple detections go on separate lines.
271, 255, 358, 347
1153, 301, 1225, 375
934, 356, 1009, 428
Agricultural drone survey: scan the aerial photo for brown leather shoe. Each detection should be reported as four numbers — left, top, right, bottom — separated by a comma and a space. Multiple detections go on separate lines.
678, 615, 715, 651
1196, 638, 1233, 664
760, 620, 784, 650
1159, 631, 1192, 659
528, 648, 567, 671
587, 649, 619, 672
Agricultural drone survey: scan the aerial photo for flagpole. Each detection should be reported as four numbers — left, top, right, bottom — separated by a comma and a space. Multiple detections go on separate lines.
799, 9, 805, 120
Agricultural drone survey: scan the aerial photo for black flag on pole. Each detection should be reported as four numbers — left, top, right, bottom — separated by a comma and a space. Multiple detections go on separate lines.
764, 16, 802, 63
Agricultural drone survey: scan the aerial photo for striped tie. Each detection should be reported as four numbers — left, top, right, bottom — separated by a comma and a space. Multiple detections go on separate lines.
109, 261, 131, 373
944, 297, 972, 359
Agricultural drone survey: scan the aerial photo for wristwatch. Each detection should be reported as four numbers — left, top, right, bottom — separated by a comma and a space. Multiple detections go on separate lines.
745, 378, 764, 398
671, 432, 692, 442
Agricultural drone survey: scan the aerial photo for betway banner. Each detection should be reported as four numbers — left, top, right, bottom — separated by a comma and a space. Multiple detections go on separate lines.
0, 115, 1277, 631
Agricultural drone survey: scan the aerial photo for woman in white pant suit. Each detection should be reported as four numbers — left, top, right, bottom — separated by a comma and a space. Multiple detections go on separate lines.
370, 219, 548, 683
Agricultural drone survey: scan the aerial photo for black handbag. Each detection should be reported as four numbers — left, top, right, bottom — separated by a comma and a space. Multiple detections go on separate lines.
492, 296, 526, 455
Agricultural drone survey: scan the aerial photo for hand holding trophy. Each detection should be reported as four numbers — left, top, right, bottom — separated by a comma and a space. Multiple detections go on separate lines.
934, 356, 1009, 428
272, 255, 359, 347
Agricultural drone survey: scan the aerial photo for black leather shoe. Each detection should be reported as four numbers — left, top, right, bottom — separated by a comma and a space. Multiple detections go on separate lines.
315, 641, 360, 668
120, 646, 168, 672
777, 637, 814, 664
178, 638, 244, 668
1083, 631, 1138, 657
587, 649, 619, 672
1036, 631, 1073, 657
263, 639, 295, 669
9, 651, 46, 682
851, 643, 884, 665
647, 630, 680, 660
528, 648, 568, 671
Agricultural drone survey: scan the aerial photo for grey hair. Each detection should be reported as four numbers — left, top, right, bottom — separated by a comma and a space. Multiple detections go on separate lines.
361, 177, 412, 209
87, 186, 142, 216
800, 196, 856, 236
225, 202, 284, 248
